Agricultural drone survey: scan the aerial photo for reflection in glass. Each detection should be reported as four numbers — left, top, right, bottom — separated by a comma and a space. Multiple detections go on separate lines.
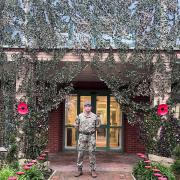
65, 95, 77, 148
66, 127, 76, 147
96, 128, 107, 147
109, 128, 121, 148
110, 96, 122, 126
80, 96, 91, 112
96, 96, 107, 125
65, 95, 77, 125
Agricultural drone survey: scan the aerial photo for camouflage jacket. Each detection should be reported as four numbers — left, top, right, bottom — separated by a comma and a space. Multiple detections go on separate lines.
74, 112, 101, 133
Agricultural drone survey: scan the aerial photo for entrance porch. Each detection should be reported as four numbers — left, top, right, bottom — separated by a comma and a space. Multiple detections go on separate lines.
47, 64, 146, 154
49, 151, 138, 180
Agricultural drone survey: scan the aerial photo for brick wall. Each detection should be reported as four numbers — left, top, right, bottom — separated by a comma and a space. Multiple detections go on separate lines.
48, 105, 146, 153
47, 101, 64, 153
124, 120, 145, 153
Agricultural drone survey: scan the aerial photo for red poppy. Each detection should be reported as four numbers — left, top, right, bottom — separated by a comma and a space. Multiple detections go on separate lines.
17, 102, 29, 115
40, 153, 46, 157
8, 177, 17, 180
158, 177, 167, 180
145, 166, 151, 169
157, 104, 168, 116
44, 150, 49, 153
152, 169, 160, 172
26, 162, 34, 166
38, 156, 45, 160
139, 155, 146, 159
23, 166, 30, 170
137, 153, 145, 157
144, 160, 151, 163
154, 173, 162, 177
31, 160, 37, 163
16, 171, 25, 175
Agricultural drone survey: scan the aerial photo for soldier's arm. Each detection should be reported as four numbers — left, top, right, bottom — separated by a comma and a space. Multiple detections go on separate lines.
74, 115, 79, 129
95, 115, 101, 128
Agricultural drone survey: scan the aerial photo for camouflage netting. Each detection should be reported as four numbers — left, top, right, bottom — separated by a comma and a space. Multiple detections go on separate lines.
0, 0, 179, 158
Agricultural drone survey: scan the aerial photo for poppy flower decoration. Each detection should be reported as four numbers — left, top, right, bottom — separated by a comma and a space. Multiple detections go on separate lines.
17, 102, 29, 115
157, 104, 168, 116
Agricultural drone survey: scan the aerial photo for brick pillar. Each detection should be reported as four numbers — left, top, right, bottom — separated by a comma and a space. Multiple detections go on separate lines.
48, 101, 64, 153
124, 120, 145, 153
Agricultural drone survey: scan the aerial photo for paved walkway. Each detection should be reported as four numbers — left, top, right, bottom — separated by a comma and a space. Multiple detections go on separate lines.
48, 152, 138, 180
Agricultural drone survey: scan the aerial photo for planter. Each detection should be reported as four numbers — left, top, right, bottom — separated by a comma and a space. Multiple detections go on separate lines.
131, 173, 136, 180
47, 170, 56, 180
174, 174, 180, 180
148, 154, 174, 167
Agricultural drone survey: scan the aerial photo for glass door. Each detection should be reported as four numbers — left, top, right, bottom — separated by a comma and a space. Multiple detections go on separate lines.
64, 92, 123, 151
109, 96, 122, 149
64, 95, 77, 148
96, 96, 108, 148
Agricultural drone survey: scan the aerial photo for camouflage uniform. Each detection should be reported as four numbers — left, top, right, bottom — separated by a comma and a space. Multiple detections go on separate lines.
74, 112, 101, 172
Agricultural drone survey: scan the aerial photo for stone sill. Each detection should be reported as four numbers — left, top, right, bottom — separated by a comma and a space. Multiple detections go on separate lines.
148, 154, 174, 167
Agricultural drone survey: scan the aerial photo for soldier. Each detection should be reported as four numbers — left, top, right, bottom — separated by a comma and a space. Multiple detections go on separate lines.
74, 101, 101, 178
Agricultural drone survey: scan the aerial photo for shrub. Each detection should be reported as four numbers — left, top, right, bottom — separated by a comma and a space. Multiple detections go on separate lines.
172, 145, 180, 160
0, 165, 15, 180
171, 160, 180, 175
171, 145, 180, 177
133, 160, 176, 180
6, 134, 18, 167
23, 165, 44, 180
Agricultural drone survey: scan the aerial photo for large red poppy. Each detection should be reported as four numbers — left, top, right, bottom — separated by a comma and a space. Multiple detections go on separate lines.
17, 102, 29, 115
8, 177, 17, 180
157, 104, 168, 116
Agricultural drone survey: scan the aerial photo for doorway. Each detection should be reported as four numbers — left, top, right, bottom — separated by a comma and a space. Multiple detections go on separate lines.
64, 91, 123, 151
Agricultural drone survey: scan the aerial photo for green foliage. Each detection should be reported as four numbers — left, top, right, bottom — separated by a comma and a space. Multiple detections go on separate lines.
171, 145, 180, 176
138, 109, 180, 157
0, 163, 47, 180
23, 165, 44, 180
133, 160, 176, 180
6, 134, 18, 166
172, 145, 180, 160
0, 165, 15, 180
171, 160, 180, 175
156, 116, 180, 157
138, 108, 161, 153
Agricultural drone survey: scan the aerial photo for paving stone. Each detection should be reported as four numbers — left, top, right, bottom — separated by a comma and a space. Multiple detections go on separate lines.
49, 152, 138, 180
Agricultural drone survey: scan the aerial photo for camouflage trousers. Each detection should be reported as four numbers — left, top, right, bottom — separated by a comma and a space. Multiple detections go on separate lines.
77, 133, 96, 171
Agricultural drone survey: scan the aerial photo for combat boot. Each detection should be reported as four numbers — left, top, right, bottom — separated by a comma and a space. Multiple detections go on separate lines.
91, 170, 97, 178
74, 168, 83, 177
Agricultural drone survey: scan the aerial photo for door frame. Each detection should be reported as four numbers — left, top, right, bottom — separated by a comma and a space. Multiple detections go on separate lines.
63, 89, 124, 152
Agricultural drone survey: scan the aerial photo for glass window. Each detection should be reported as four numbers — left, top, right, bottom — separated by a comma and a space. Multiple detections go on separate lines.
65, 95, 77, 148
65, 127, 77, 147
110, 96, 122, 126
109, 128, 122, 148
96, 96, 107, 125
65, 95, 77, 125
96, 128, 107, 148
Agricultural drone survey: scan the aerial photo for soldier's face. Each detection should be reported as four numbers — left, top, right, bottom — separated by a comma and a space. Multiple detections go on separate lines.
84, 105, 92, 112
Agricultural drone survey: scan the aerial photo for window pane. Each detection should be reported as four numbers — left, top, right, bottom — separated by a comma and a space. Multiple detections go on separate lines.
110, 96, 122, 126
80, 96, 91, 113
65, 95, 77, 125
109, 128, 121, 148
66, 127, 77, 147
96, 128, 107, 147
96, 96, 107, 125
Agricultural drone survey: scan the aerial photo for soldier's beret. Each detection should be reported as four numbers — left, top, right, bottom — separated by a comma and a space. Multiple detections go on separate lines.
84, 101, 91, 106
